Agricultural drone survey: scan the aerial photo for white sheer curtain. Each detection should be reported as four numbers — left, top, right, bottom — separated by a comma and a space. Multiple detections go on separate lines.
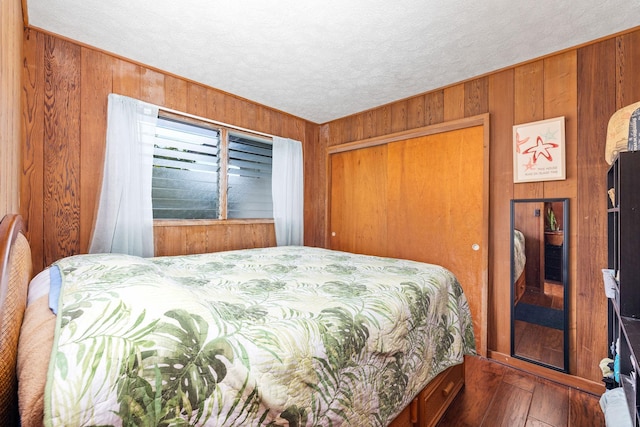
271, 137, 304, 246
89, 94, 158, 257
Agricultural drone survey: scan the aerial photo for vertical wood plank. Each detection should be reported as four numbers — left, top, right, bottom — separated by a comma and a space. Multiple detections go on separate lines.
268, 110, 284, 137
424, 90, 444, 125
185, 224, 207, 254
444, 84, 465, 121
488, 68, 514, 354
239, 99, 258, 132
351, 112, 365, 142
616, 31, 640, 108
465, 77, 489, 117
223, 95, 240, 126
112, 58, 140, 98
406, 94, 425, 129
576, 38, 616, 382
515, 61, 545, 124
543, 52, 578, 199
542, 51, 579, 374
328, 117, 346, 146
374, 106, 391, 138
318, 123, 331, 246
303, 122, 324, 247
186, 82, 207, 116
21, 29, 45, 271
140, 67, 165, 105
391, 99, 408, 133
43, 35, 81, 264
154, 226, 185, 256
0, 0, 22, 218
206, 87, 225, 120
164, 75, 188, 111
514, 60, 544, 200
80, 48, 112, 252
363, 109, 375, 139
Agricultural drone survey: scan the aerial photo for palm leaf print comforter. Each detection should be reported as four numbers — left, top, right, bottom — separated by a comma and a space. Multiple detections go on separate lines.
45, 246, 475, 426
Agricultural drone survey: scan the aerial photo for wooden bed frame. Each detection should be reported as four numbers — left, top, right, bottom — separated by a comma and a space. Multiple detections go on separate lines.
0, 213, 464, 426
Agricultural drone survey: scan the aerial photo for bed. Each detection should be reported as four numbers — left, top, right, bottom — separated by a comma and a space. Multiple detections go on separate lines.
1, 214, 476, 426
513, 229, 527, 304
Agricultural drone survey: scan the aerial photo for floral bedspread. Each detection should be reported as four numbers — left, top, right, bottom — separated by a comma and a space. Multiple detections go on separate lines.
45, 246, 475, 426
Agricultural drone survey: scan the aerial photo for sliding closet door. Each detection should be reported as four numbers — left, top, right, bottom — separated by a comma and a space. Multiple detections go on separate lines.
329, 144, 388, 256
387, 125, 486, 353
328, 118, 488, 355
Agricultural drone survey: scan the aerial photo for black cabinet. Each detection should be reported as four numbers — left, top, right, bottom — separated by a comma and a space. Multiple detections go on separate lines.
607, 151, 640, 426
545, 243, 563, 282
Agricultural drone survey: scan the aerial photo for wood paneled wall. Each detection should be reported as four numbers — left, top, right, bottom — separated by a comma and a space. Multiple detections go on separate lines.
0, 0, 23, 218
319, 28, 640, 385
153, 220, 276, 257
21, 28, 319, 271
18, 22, 640, 386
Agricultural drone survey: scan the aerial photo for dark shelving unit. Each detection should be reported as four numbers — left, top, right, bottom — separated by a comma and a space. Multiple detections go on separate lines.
607, 150, 640, 426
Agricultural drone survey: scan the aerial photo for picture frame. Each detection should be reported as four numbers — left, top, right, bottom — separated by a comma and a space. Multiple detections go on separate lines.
513, 116, 566, 183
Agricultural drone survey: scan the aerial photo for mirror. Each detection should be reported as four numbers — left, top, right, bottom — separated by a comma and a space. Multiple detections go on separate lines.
511, 198, 569, 372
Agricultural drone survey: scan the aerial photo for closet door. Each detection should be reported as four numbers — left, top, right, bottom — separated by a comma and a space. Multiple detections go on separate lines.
387, 126, 484, 272
387, 125, 486, 353
329, 144, 388, 256
328, 121, 488, 355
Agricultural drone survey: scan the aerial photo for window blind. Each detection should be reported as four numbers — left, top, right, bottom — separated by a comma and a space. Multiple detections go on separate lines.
227, 132, 273, 219
152, 117, 220, 219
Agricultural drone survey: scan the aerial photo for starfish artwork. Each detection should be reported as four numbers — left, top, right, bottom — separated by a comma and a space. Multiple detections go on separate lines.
522, 135, 559, 164
513, 117, 565, 182
515, 131, 530, 154
524, 158, 535, 171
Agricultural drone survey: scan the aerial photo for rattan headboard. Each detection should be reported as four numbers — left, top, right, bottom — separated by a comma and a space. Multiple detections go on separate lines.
0, 214, 33, 426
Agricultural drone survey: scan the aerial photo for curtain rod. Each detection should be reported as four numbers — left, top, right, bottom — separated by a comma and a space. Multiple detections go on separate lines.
155, 104, 275, 139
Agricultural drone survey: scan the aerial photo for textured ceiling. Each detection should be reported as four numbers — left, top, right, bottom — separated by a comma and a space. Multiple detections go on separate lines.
26, 0, 640, 124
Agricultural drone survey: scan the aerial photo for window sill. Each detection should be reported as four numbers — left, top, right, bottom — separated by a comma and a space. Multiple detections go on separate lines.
154, 219, 274, 227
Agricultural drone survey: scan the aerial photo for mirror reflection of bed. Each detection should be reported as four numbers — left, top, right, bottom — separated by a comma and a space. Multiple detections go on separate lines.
511, 199, 569, 372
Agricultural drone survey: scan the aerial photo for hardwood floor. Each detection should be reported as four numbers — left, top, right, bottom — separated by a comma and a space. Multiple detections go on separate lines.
437, 356, 605, 427
514, 282, 565, 368
514, 321, 564, 368
523, 282, 564, 310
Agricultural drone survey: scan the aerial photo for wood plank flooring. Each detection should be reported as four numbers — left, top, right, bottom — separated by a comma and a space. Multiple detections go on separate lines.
437, 356, 605, 427
514, 282, 566, 368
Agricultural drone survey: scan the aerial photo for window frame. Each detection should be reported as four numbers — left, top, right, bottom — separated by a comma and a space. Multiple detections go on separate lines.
153, 110, 274, 223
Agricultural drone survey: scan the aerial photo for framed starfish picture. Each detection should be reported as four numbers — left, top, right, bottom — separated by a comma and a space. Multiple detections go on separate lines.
513, 116, 566, 183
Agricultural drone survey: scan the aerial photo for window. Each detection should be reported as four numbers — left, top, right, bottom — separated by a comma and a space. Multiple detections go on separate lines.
227, 132, 273, 219
152, 114, 273, 220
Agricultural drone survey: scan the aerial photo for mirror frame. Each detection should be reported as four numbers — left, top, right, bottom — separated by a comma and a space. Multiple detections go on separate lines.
510, 198, 569, 372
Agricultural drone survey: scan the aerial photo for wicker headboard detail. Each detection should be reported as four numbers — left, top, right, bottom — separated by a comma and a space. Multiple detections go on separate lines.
0, 215, 33, 426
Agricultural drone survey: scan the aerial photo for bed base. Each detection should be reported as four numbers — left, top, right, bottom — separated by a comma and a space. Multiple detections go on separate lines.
388, 362, 464, 427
